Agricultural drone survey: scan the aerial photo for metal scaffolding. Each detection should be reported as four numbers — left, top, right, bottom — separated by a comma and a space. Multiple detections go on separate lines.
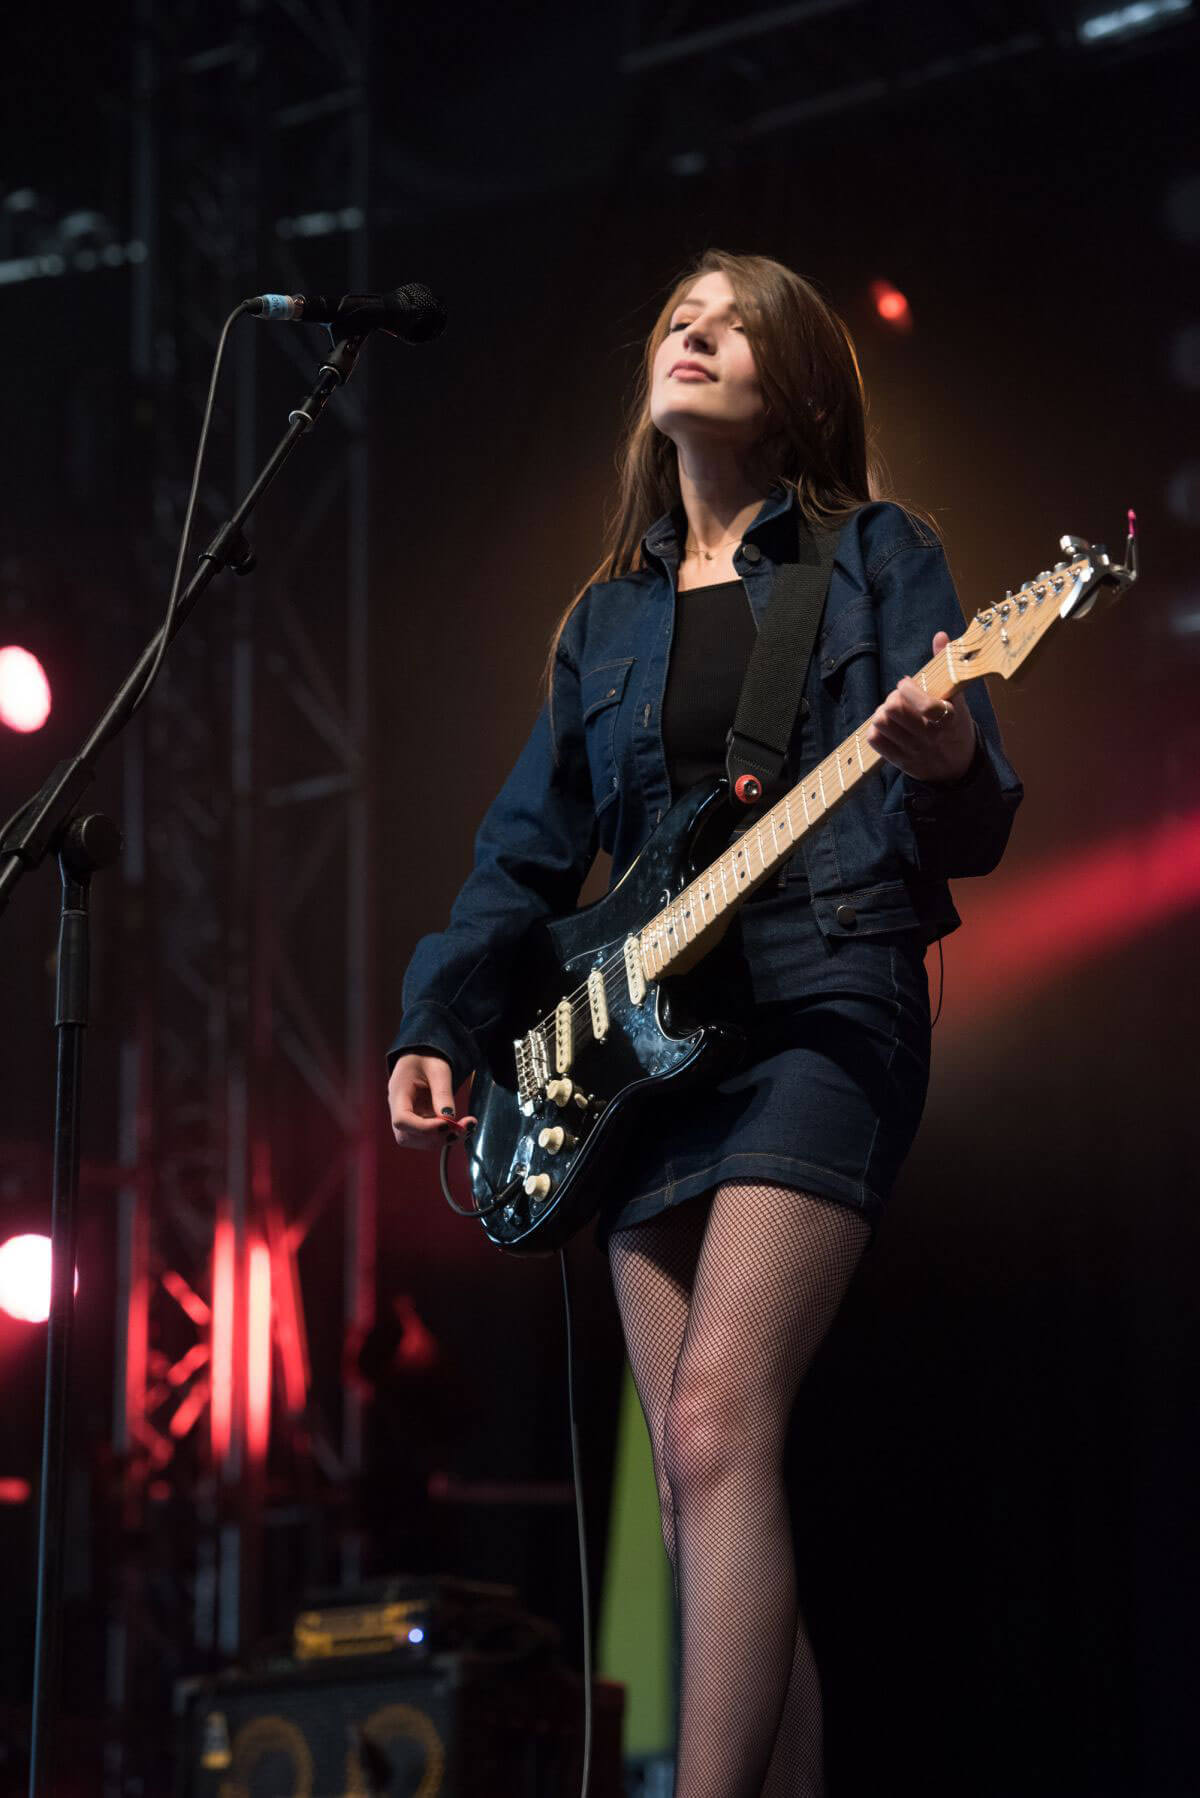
619, 0, 1200, 169
107, 0, 377, 1756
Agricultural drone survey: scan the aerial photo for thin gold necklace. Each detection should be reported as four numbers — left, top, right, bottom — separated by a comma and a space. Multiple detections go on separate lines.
683, 531, 743, 561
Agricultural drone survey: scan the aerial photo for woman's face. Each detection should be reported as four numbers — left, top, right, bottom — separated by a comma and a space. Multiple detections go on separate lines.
649, 269, 767, 454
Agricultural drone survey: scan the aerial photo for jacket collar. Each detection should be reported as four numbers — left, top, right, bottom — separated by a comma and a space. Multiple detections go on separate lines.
639, 479, 796, 574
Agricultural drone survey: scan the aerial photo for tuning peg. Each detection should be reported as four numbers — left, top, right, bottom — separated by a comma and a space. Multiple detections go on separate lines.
1059, 534, 1088, 555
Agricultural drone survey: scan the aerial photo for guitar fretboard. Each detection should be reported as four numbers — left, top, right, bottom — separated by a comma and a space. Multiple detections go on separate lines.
638, 642, 959, 977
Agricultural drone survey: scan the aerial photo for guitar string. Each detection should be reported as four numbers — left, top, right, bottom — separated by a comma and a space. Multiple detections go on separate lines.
557, 778, 817, 1030
529, 724, 878, 1071
527, 706, 909, 1070
521, 636, 977, 1073
516, 582, 1070, 1085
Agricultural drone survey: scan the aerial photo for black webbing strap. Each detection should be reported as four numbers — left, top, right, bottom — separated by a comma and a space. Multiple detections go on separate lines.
724, 514, 844, 807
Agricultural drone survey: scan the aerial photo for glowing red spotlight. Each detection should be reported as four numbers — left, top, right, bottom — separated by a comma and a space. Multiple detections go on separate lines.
269, 1213, 310, 1416
210, 1218, 235, 1464
940, 805, 1200, 1032
0, 1234, 78, 1324
870, 280, 913, 332
246, 1238, 273, 1461
0, 646, 52, 733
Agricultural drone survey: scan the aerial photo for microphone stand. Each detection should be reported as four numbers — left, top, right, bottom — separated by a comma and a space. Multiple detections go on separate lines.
0, 329, 368, 1798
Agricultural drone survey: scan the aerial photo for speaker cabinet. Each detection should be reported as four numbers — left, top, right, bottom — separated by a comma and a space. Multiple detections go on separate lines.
176, 1652, 624, 1797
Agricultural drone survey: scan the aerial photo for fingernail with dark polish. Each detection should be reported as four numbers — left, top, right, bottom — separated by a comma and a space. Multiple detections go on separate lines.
440, 1107, 455, 1116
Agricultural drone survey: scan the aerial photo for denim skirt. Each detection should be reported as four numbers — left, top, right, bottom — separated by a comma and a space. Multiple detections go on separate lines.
594, 869, 932, 1248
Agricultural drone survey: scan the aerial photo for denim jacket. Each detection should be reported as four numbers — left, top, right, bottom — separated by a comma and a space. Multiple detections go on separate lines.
388, 486, 1023, 1089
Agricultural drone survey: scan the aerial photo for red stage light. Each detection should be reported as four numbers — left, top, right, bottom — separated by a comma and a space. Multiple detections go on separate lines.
0, 646, 52, 733
270, 1213, 310, 1416
169, 1376, 211, 1441
870, 280, 913, 332
941, 806, 1200, 1028
247, 1238, 272, 1461
0, 1235, 78, 1323
166, 1340, 210, 1388
162, 1268, 211, 1328
0, 1478, 32, 1505
210, 1218, 235, 1464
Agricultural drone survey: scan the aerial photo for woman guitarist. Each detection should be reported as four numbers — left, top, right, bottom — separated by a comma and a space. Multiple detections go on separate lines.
387, 250, 1022, 1796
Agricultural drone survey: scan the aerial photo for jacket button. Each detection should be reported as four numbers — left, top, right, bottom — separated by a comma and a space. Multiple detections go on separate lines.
742, 542, 762, 563
835, 903, 857, 929
606, 687, 617, 698
798, 698, 810, 720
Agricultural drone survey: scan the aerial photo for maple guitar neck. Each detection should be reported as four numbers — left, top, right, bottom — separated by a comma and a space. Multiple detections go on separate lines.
635, 517, 1142, 987
637, 643, 962, 980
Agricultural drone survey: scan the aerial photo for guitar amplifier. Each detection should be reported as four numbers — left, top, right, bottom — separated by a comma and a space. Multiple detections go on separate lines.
291, 1575, 525, 1662
175, 1651, 625, 1796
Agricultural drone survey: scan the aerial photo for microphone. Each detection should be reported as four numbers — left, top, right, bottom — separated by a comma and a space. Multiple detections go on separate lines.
244, 282, 446, 343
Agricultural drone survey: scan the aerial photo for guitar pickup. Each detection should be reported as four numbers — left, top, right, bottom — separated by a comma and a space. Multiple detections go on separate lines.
554, 997, 573, 1072
587, 967, 610, 1041
623, 934, 646, 1005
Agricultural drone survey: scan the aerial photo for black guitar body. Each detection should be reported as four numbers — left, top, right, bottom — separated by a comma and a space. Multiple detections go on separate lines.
466, 777, 754, 1252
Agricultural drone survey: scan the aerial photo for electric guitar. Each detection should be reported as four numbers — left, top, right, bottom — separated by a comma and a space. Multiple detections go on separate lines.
452, 528, 1138, 1252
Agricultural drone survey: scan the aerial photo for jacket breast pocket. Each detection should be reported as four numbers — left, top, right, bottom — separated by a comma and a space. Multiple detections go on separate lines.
581, 658, 634, 816
817, 600, 878, 716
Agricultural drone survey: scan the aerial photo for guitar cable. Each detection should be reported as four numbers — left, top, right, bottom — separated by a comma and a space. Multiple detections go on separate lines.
930, 936, 945, 1028
437, 1138, 595, 1798
436, 1136, 516, 1219
559, 1243, 595, 1798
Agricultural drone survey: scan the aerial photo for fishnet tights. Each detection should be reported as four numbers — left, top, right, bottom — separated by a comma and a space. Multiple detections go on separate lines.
609, 1181, 871, 1798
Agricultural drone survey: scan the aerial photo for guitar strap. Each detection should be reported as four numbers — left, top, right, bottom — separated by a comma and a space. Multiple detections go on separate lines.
723, 509, 848, 807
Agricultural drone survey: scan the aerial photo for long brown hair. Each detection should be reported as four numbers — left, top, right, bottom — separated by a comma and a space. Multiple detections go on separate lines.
543, 248, 887, 710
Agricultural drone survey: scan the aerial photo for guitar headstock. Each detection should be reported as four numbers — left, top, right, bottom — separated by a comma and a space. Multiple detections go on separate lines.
952, 519, 1139, 684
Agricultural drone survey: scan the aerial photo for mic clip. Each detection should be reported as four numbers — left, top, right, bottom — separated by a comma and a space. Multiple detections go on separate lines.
199, 520, 256, 578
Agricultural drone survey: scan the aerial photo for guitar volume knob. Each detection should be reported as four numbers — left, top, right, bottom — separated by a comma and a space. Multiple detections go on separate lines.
537, 1126, 576, 1153
545, 1078, 574, 1108
523, 1173, 553, 1199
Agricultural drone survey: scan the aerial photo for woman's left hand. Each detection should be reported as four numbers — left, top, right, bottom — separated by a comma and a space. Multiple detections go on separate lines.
865, 631, 978, 784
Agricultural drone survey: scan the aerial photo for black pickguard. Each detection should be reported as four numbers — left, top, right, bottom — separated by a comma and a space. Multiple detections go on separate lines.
465, 778, 753, 1252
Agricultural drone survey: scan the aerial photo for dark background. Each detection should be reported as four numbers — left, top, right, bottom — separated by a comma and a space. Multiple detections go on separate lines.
2, 1, 1199, 1792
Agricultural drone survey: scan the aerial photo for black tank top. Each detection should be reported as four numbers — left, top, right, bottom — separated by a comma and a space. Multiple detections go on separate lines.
661, 579, 756, 795
660, 577, 807, 890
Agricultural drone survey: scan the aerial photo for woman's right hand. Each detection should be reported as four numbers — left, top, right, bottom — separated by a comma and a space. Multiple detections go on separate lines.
388, 1051, 477, 1149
